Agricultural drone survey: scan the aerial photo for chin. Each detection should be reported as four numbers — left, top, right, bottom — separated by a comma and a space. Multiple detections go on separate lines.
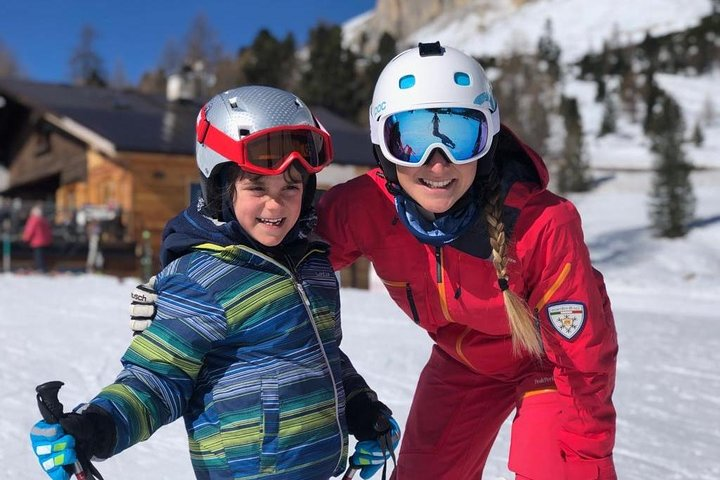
421, 200, 455, 214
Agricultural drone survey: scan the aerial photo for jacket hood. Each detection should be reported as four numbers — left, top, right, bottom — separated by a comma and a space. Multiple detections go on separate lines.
494, 124, 548, 194
160, 203, 318, 268
160, 206, 253, 267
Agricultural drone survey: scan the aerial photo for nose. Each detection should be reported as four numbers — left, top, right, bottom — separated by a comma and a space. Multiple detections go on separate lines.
265, 194, 285, 210
424, 149, 451, 170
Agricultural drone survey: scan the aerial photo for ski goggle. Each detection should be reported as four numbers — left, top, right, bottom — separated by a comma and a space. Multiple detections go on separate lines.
197, 109, 333, 175
380, 107, 493, 167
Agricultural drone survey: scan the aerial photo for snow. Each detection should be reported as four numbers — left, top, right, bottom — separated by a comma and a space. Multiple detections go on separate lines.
5, 9, 720, 474
346, 0, 714, 64
3, 165, 720, 478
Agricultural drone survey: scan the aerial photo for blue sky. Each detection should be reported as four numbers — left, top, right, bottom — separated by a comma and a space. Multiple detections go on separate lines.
0, 0, 375, 84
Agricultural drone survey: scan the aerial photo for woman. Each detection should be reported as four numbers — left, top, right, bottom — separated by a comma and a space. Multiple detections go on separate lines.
22, 204, 53, 272
317, 43, 617, 480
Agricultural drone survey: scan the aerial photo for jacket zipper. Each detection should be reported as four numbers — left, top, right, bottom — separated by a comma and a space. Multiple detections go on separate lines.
238, 246, 345, 473
381, 279, 421, 325
435, 246, 454, 323
405, 284, 421, 325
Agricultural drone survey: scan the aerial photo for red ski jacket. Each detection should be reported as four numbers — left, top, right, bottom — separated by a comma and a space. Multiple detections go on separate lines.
317, 126, 617, 470
22, 214, 53, 248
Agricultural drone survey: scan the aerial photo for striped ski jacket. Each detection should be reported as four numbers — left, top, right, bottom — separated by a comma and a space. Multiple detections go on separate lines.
91, 208, 369, 479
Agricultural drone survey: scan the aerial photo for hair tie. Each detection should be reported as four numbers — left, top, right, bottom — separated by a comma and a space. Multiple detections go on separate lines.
498, 277, 509, 292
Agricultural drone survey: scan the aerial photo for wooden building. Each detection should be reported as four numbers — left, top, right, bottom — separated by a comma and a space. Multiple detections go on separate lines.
0, 79, 374, 285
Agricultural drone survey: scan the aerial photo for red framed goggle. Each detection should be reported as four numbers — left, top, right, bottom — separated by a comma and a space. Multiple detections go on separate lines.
197, 108, 333, 175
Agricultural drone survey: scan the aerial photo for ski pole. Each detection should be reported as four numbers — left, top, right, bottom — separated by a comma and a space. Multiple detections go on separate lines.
36, 381, 88, 480
343, 416, 395, 480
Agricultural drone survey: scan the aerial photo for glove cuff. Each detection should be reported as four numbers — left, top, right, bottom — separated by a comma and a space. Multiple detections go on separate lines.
346, 391, 392, 441
60, 404, 117, 460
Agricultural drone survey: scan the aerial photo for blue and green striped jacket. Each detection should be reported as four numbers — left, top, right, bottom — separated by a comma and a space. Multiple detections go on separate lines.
91, 213, 369, 479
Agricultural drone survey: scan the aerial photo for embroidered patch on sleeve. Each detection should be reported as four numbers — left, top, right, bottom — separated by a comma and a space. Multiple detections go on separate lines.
547, 302, 586, 340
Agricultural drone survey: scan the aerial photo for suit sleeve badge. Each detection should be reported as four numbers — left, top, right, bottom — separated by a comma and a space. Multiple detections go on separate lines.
547, 302, 586, 340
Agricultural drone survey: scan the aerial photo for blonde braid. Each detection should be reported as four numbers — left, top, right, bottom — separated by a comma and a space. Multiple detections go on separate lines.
483, 169, 543, 358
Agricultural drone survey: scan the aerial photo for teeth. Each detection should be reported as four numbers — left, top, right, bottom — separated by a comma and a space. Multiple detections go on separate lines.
421, 178, 452, 188
258, 218, 283, 226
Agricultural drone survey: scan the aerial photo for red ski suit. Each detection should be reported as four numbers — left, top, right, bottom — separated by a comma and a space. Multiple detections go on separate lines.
317, 127, 618, 479
22, 213, 53, 248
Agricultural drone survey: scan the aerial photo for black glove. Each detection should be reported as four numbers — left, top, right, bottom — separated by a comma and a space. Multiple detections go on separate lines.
346, 391, 393, 441
59, 404, 117, 460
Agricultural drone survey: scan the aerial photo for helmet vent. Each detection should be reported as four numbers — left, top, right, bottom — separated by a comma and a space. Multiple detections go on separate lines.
238, 128, 250, 137
454, 72, 470, 86
228, 97, 238, 108
399, 75, 415, 89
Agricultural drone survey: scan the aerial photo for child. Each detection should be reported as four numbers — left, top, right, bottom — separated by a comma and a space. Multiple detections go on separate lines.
30, 86, 399, 480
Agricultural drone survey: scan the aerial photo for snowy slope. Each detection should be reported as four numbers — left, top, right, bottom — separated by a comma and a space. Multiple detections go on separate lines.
563, 71, 720, 171
2, 163, 720, 479
346, 0, 713, 62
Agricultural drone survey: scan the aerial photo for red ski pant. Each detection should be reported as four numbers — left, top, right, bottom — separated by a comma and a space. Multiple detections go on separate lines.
391, 346, 564, 480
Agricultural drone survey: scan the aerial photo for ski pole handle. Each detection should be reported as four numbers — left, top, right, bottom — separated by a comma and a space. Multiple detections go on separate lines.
36, 381, 88, 480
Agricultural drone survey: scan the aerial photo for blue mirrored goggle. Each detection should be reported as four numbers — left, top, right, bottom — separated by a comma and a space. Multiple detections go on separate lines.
382, 107, 490, 166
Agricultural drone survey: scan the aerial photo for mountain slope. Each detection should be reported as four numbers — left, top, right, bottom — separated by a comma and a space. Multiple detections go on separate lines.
346, 0, 714, 61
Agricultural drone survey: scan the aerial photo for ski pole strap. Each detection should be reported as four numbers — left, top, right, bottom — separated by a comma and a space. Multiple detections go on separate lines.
79, 455, 104, 480
377, 430, 398, 480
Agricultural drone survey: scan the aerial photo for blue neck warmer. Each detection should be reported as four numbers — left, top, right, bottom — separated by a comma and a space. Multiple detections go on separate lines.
395, 193, 478, 246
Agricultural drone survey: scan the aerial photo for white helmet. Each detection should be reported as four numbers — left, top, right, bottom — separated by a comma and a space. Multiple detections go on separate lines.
369, 42, 500, 183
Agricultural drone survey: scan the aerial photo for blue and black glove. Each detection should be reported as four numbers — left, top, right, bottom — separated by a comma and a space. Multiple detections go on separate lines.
345, 394, 401, 479
30, 422, 77, 480
30, 404, 115, 480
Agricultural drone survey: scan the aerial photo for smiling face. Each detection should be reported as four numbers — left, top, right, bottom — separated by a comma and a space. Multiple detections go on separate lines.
232, 169, 305, 247
396, 150, 477, 215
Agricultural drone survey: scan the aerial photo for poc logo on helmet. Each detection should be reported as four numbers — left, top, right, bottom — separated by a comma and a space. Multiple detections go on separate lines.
372, 101, 387, 118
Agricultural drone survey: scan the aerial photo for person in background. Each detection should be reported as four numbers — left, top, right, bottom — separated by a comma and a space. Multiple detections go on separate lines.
22, 203, 53, 273
30, 86, 399, 480
316, 43, 618, 480
85, 218, 104, 273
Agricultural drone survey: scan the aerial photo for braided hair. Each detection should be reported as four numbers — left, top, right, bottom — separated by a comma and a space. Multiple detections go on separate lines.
482, 167, 543, 358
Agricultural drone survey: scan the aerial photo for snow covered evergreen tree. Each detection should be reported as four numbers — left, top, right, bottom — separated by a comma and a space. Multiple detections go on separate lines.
647, 93, 695, 238
537, 19, 561, 82
599, 95, 618, 136
558, 96, 591, 193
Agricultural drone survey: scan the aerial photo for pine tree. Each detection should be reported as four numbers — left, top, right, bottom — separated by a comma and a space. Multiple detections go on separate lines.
357, 32, 397, 125
692, 121, 704, 147
243, 29, 296, 90
537, 19, 561, 82
647, 93, 695, 238
558, 96, 591, 193
69, 25, 106, 87
598, 95, 617, 136
300, 23, 361, 120
643, 70, 660, 134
